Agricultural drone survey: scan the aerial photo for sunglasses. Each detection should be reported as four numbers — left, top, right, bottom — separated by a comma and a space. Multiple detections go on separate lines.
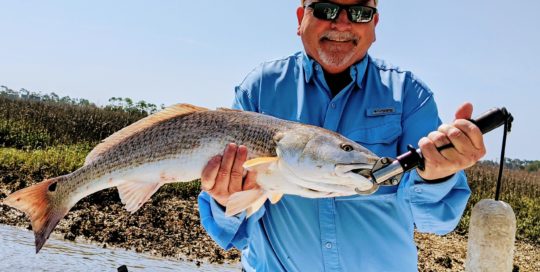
306, 2, 377, 23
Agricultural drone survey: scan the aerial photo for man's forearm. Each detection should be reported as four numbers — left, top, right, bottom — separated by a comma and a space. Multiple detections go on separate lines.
404, 170, 471, 234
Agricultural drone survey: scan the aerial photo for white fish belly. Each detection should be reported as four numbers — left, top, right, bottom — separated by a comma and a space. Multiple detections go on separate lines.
69, 143, 227, 207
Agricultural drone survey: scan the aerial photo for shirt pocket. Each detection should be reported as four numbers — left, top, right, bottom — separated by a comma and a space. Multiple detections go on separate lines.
344, 120, 402, 158
339, 121, 402, 199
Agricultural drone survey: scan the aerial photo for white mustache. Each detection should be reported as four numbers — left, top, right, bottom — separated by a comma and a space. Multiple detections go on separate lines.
320, 31, 358, 42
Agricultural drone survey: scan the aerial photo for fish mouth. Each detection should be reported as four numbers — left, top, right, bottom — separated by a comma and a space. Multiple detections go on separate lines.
351, 168, 373, 179
335, 163, 373, 179
334, 163, 375, 191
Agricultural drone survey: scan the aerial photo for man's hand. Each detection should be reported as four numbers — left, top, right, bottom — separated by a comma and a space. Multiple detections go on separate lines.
201, 143, 259, 207
417, 102, 486, 181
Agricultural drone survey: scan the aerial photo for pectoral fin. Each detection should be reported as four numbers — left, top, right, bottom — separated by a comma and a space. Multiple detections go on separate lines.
243, 157, 279, 172
225, 189, 266, 217
269, 193, 283, 204
245, 194, 268, 217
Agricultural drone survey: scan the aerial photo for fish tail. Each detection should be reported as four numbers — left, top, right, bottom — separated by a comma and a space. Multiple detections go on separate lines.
2, 177, 69, 253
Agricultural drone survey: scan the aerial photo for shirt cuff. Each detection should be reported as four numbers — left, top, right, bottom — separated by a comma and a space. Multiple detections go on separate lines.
408, 169, 460, 204
210, 197, 247, 230
198, 192, 246, 249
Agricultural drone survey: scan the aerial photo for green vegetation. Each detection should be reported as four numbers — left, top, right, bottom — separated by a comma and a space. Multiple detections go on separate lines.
0, 86, 159, 149
1, 86, 538, 244
457, 164, 540, 244
483, 158, 540, 172
0, 145, 90, 190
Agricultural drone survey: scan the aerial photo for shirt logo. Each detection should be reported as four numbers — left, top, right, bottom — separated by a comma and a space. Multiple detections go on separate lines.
370, 107, 396, 116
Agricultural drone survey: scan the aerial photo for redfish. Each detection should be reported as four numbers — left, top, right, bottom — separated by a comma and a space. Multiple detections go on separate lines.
3, 104, 378, 253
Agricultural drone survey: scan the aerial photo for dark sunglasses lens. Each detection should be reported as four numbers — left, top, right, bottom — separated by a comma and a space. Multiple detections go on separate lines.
349, 6, 374, 23
312, 3, 340, 20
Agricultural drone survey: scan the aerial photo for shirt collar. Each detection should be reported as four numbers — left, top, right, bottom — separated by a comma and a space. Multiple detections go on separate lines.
302, 53, 316, 82
302, 52, 370, 90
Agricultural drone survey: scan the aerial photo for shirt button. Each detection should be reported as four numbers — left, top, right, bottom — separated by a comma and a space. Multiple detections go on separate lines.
330, 103, 336, 109
325, 242, 332, 249
414, 187, 422, 193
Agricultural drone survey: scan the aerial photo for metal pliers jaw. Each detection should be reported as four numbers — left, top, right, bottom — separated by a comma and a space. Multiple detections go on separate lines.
354, 157, 403, 195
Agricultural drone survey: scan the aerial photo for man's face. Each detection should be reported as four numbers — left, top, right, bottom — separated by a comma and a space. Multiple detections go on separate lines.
297, 0, 379, 74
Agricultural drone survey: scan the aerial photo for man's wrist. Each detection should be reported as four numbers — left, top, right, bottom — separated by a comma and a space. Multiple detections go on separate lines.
419, 172, 455, 184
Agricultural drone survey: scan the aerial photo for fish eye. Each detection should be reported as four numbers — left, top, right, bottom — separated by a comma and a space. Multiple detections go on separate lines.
341, 144, 354, 152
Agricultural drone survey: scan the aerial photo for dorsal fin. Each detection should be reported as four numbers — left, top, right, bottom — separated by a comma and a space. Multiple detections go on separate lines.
84, 103, 209, 165
217, 107, 242, 112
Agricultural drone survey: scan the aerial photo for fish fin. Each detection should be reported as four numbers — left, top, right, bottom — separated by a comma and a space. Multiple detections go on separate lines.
269, 193, 284, 204
225, 189, 266, 217
117, 181, 163, 213
3, 177, 70, 253
245, 193, 268, 218
84, 103, 209, 165
243, 157, 279, 171
216, 107, 242, 112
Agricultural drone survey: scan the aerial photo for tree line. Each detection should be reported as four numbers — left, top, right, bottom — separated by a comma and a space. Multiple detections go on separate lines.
1, 86, 163, 116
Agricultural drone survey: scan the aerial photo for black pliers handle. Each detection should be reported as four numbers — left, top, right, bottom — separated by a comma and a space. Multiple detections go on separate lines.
356, 107, 513, 195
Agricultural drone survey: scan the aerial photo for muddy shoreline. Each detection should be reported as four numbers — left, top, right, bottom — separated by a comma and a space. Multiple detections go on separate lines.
1, 184, 539, 271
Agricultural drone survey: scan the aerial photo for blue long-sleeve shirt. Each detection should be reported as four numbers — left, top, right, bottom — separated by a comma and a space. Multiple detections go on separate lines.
198, 52, 471, 272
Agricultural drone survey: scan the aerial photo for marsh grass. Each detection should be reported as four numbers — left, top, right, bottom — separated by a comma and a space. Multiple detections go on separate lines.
0, 145, 89, 190
0, 95, 145, 149
458, 164, 540, 244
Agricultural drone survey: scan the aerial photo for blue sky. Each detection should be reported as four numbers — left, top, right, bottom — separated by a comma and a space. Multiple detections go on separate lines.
1, 0, 539, 161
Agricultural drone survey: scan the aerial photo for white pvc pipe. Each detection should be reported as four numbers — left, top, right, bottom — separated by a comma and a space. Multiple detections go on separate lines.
466, 199, 516, 272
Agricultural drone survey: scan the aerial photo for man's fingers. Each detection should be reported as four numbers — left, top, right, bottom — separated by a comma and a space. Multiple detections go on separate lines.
454, 102, 473, 120
439, 122, 480, 157
427, 130, 451, 149
451, 102, 485, 157
213, 143, 238, 193
228, 145, 248, 193
243, 170, 259, 191
437, 124, 469, 153
436, 120, 485, 168
200, 155, 222, 191
453, 119, 485, 151
418, 136, 447, 164
200, 143, 259, 206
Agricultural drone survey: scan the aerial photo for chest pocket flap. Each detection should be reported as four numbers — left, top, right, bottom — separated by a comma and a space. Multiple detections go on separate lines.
345, 121, 402, 158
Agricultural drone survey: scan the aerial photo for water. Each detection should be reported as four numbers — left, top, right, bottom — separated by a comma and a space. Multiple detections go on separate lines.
0, 224, 240, 271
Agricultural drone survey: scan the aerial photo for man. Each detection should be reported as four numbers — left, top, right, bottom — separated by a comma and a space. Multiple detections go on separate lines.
198, 0, 485, 271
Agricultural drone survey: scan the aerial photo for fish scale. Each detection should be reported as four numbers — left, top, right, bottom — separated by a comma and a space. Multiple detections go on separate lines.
78, 110, 281, 183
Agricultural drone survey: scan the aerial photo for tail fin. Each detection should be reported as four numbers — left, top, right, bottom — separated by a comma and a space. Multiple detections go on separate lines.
2, 178, 69, 253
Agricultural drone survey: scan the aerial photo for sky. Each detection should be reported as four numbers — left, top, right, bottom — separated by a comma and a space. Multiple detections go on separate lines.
1, 0, 539, 161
